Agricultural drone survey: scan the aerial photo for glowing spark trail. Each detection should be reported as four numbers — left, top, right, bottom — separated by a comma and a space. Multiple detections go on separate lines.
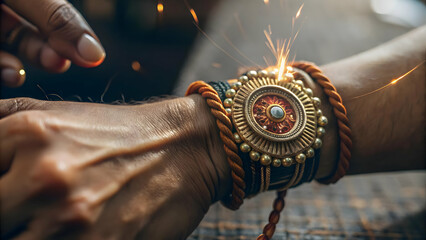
234, 13, 247, 38
351, 61, 425, 100
190, 8, 199, 25
222, 33, 262, 68
296, 4, 304, 19
185, 1, 247, 67
193, 22, 246, 67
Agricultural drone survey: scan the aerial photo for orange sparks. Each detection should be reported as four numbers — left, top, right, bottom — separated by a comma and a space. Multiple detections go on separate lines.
351, 61, 425, 100
296, 4, 304, 19
211, 62, 222, 68
131, 61, 141, 72
277, 57, 287, 81
157, 3, 164, 13
264, 29, 294, 81
263, 5, 303, 81
264, 0, 270, 5
190, 8, 199, 24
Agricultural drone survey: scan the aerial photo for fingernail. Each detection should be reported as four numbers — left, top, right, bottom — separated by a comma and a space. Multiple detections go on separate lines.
1, 68, 24, 87
77, 34, 105, 63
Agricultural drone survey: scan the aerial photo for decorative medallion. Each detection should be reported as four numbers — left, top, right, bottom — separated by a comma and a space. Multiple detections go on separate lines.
232, 77, 317, 158
225, 69, 327, 167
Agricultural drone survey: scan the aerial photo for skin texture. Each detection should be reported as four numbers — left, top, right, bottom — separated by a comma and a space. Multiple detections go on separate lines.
0, 27, 424, 239
318, 26, 426, 177
0, 0, 105, 87
0, 95, 230, 239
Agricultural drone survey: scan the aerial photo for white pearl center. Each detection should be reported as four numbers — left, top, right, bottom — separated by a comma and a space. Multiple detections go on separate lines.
270, 106, 284, 119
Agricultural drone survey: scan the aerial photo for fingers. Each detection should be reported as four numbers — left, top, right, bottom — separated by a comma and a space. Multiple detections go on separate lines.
4, 0, 106, 67
0, 137, 73, 237
1, 5, 71, 73
0, 51, 25, 87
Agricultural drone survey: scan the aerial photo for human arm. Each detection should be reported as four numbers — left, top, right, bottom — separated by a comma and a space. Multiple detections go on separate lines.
0, 26, 425, 239
316, 25, 425, 178
0, 95, 230, 239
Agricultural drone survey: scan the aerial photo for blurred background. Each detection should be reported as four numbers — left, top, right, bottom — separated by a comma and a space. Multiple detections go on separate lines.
1, 0, 220, 102
1, 0, 425, 101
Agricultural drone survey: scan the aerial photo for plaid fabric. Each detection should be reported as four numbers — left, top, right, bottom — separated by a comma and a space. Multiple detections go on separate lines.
189, 172, 425, 239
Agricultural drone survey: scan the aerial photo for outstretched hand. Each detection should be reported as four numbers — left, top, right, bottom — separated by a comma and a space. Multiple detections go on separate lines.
1, 0, 105, 87
0, 96, 231, 239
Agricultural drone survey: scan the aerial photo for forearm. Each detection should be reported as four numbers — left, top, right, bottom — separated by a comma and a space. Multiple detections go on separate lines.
203, 27, 425, 191
318, 26, 426, 176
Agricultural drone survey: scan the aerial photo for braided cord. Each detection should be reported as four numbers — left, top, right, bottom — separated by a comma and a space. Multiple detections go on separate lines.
256, 190, 287, 240
185, 81, 246, 210
291, 61, 352, 184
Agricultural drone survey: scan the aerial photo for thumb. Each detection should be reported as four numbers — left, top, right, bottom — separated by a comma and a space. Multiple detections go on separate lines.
4, 0, 105, 67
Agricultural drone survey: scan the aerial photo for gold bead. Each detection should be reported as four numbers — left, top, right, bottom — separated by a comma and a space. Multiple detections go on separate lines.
304, 88, 313, 97
231, 81, 242, 90
317, 127, 326, 137
268, 71, 277, 78
225, 108, 232, 115
305, 148, 315, 158
313, 138, 322, 149
223, 98, 233, 108
318, 116, 328, 126
283, 73, 294, 81
225, 89, 236, 98
282, 157, 293, 167
272, 158, 282, 167
249, 151, 260, 161
295, 80, 304, 88
233, 132, 242, 143
316, 109, 323, 117
240, 143, 251, 153
312, 97, 321, 108
238, 75, 249, 83
260, 154, 272, 166
258, 70, 268, 78
295, 153, 306, 163
246, 70, 258, 78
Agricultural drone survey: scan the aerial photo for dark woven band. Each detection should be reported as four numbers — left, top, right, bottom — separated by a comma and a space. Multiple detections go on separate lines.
208, 81, 231, 102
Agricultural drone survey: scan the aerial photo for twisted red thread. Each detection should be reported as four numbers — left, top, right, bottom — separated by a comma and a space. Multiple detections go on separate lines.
292, 61, 352, 184
186, 81, 246, 210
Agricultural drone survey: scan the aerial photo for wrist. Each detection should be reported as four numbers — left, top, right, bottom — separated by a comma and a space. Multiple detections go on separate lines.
158, 95, 231, 205
184, 95, 232, 202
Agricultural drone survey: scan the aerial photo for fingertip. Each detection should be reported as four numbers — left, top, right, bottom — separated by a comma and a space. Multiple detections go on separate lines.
77, 34, 106, 64
40, 46, 71, 73
1, 68, 25, 87
85, 55, 105, 68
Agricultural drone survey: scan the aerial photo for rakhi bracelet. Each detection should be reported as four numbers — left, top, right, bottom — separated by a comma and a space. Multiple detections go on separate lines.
224, 70, 327, 192
208, 76, 322, 196
186, 62, 351, 240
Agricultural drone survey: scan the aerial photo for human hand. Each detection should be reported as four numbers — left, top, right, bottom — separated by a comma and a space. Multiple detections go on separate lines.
1, 1, 105, 87
0, 96, 230, 239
